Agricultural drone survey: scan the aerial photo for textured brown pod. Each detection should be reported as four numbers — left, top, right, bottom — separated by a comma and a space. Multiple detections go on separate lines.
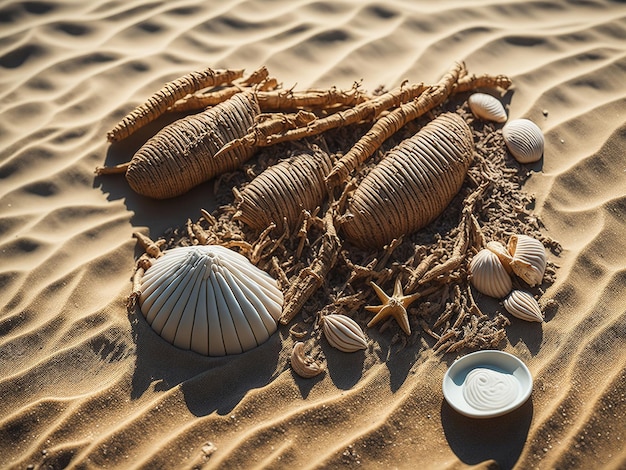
125, 92, 260, 199
468, 93, 507, 123
291, 342, 325, 378
321, 314, 367, 353
340, 112, 474, 249
234, 147, 333, 232
469, 248, 513, 299
502, 118, 544, 163
508, 234, 546, 287
503, 290, 544, 322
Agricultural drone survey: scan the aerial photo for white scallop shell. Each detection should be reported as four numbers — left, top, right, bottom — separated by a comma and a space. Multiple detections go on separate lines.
468, 93, 507, 123
503, 290, 543, 322
469, 248, 513, 299
321, 314, 367, 353
508, 234, 547, 287
139, 245, 284, 356
502, 119, 544, 163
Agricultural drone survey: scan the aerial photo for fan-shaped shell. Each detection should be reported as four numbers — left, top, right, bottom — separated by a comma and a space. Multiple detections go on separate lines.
321, 314, 367, 352
508, 234, 546, 287
341, 112, 474, 249
503, 290, 543, 322
502, 118, 544, 163
468, 93, 507, 123
469, 248, 513, 299
139, 245, 283, 356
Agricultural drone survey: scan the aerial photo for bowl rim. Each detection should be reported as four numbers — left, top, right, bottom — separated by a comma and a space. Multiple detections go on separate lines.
442, 349, 533, 419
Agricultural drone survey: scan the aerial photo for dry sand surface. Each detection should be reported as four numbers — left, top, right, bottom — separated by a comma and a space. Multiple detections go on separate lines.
1, 0, 625, 469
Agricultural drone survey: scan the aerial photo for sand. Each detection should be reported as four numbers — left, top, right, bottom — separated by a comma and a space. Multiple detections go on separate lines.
1, 0, 625, 469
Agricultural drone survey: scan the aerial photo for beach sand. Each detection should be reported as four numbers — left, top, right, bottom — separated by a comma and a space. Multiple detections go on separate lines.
1, 0, 625, 468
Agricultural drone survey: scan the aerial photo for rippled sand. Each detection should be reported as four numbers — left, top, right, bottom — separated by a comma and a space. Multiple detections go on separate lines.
1, 1, 624, 468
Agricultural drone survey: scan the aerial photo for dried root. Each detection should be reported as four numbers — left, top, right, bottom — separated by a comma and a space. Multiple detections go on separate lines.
107, 67, 243, 142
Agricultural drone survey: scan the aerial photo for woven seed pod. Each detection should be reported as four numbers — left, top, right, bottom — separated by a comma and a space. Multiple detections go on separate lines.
125, 92, 260, 199
341, 113, 474, 249
234, 147, 333, 232
139, 245, 283, 356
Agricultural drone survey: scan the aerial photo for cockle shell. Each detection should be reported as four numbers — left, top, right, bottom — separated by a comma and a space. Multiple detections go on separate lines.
321, 314, 367, 353
139, 245, 283, 356
468, 93, 507, 123
508, 234, 546, 287
502, 118, 544, 163
291, 342, 325, 378
503, 290, 544, 322
469, 247, 513, 299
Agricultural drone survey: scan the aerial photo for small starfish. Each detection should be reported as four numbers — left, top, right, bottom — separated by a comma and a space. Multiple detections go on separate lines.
365, 278, 421, 335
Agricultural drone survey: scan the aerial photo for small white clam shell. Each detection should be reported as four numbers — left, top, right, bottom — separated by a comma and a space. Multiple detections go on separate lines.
508, 234, 546, 287
291, 342, 325, 378
502, 118, 544, 163
468, 93, 507, 123
321, 314, 367, 353
139, 245, 284, 356
469, 248, 513, 299
503, 290, 543, 322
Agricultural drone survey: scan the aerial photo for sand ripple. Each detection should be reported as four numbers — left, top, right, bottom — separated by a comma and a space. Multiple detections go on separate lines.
1, 0, 624, 468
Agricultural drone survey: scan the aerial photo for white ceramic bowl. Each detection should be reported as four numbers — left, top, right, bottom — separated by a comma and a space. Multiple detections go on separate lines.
442, 350, 533, 418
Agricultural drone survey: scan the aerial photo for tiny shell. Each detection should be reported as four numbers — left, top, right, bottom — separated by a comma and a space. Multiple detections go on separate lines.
291, 342, 325, 378
139, 245, 284, 356
503, 290, 543, 322
321, 314, 367, 353
502, 119, 544, 163
508, 234, 546, 287
468, 93, 507, 123
469, 248, 513, 299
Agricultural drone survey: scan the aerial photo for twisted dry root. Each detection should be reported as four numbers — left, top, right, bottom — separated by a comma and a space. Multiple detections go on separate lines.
279, 209, 341, 324
107, 67, 243, 142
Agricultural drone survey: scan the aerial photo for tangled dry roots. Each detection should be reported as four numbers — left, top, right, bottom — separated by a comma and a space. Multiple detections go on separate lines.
139, 96, 559, 357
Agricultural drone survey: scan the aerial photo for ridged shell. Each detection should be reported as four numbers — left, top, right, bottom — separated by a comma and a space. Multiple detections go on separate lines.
234, 147, 333, 232
139, 245, 283, 356
469, 248, 513, 299
508, 234, 546, 287
502, 118, 544, 163
291, 342, 325, 378
468, 93, 507, 123
503, 290, 543, 322
321, 314, 367, 352
341, 113, 474, 249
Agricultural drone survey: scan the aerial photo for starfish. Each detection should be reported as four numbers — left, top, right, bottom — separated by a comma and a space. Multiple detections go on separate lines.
365, 278, 421, 335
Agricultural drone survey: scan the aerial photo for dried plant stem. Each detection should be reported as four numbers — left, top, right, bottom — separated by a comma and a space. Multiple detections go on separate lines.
279, 210, 341, 324
107, 68, 243, 142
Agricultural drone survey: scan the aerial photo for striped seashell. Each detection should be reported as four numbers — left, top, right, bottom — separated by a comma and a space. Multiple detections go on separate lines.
503, 290, 544, 322
502, 118, 544, 163
469, 248, 513, 299
468, 93, 507, 123
508, 234, 547, 287
341, 112, 474, 249
139, 245, 283, 356
234, 146, 333, 232
291, 342, 325, 378
321, 314, 367, 353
